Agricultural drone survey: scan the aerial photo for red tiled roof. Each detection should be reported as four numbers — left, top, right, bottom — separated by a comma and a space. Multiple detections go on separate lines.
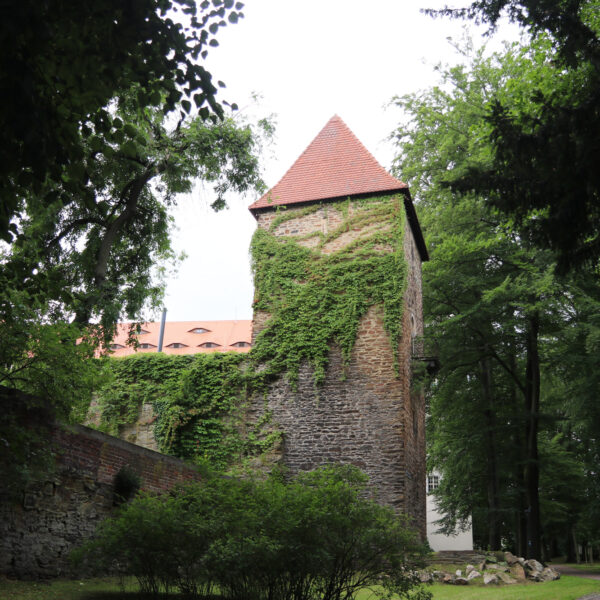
249, 115, 407, 211
106, 320, 252, 356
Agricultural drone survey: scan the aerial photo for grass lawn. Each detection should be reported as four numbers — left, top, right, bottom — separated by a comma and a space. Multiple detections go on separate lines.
0, 577, 142, 600
567, 563, 600, 572
2, 575, 599, 600
422, 576, 600, 600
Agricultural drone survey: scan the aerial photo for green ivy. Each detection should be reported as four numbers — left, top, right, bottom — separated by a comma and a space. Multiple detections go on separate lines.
250, 195, 408, 386
94, 353, 277, 472
91, 194, 408, 470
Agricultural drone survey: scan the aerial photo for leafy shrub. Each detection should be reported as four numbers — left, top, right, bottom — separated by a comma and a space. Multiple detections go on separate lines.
74, 464, 430, 600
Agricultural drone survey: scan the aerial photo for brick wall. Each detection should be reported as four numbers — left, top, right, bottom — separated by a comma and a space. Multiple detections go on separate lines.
250, 196, 427, 537
0, 423, 201, 579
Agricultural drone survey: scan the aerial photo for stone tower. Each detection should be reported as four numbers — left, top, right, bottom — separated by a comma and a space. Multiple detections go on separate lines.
248, 115, 428, 535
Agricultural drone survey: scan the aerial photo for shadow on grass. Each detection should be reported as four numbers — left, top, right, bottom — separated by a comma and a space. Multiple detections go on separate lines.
80, 594, 224, 600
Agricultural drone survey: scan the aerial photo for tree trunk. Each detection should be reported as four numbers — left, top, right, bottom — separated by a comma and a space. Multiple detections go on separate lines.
510, 352, 528, 558
480, 354, 502, 550
73, 167, 157, 325
566, 526, 577, 563
524, 312, 541, 559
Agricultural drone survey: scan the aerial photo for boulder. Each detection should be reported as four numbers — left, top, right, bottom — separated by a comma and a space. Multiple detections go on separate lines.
483, 573, 499, 585
455, 569, 462, 577
467, 570, 481, 581
540, 567, 560, 582
525, 559, 544, 573
486, 563, 510, 573
432, 570, 446, 582
510, 563, 527, 581
442, 574, 454, 584
419, 572, 433, 583
496, 571, 518, 585
466, 564, 475, 575
454, 577, 469, 585
504, 551, 519, 566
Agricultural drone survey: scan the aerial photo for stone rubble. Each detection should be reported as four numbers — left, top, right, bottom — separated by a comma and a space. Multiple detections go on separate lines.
422, 551, 561, 586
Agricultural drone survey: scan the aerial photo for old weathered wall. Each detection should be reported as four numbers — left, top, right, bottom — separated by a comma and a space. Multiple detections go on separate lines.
0, 423, 201, 579
250, 197, 426, 536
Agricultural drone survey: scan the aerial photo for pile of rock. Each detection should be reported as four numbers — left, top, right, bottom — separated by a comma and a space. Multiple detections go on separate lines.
420, 551, 561, 586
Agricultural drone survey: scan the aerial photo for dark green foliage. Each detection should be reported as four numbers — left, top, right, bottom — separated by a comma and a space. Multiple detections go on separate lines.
94, 353, 278, 471
250, 197, 407, 385
112, 466, 141, 506
0, 0, 268, 501
0, 0, 245, 241
0, 386, 57, 499
74, 464, 430, 600
392, 38, 600, 558
427, 0, 600, 271
0, 317, 103, 494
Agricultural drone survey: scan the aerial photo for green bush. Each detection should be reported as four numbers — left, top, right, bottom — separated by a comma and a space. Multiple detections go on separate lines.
74, 464, 430, 600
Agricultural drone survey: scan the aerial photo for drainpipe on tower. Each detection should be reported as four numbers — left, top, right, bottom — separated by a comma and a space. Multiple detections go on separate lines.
158, 308, 167, 352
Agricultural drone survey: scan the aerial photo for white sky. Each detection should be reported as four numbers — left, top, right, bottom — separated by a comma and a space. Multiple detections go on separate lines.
161, 0, 518, 322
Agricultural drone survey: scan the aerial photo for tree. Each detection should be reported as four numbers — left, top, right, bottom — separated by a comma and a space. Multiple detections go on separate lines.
0, 89, 267, 386
391, 39, 599, 559
426, 0, 600, 271
0, 2, 269, 492
0, 0, 245, 241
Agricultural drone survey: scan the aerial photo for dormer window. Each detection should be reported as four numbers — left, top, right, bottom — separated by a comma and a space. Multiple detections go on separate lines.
231, 341, 251, 348
167, 343, 188, 349
199, 342, 220, 348
190, 328, 210, 334
110, 343, 125, 350
139, 343, 156, 349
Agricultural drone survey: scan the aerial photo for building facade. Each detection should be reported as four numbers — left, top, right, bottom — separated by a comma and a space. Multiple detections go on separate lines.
426, 471, 474, 551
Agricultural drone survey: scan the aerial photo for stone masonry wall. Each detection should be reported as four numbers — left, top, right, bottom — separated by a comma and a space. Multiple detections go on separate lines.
250, 197, 426, 537
0, 423, 201, 579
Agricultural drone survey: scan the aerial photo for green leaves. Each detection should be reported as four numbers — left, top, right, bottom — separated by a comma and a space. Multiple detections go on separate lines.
94, 353, 277, 472
76, 465, 428, 599
392, 36, 600, 554
250, 197, 407, 386
0, 0, 248, 241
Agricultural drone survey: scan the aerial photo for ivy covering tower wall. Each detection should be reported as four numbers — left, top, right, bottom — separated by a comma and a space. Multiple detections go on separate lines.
248, 194, 427, 535
250, 196, 408, 385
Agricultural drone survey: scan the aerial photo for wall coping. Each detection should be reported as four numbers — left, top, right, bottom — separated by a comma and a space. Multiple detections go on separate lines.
58, 422, 198, 472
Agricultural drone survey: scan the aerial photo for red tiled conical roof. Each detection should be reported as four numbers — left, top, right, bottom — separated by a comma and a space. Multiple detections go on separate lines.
249, 115, 407, 211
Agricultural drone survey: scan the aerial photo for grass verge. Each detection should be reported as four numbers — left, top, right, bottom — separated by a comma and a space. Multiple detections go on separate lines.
1, 575, 599, 600
566, 563, 600, 572
421, 575, 600, 599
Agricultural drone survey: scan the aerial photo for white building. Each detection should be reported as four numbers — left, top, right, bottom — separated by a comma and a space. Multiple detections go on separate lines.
426, 472, 474, 551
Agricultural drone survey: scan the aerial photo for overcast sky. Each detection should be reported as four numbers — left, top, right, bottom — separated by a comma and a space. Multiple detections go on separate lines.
160, 0, 518, 322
